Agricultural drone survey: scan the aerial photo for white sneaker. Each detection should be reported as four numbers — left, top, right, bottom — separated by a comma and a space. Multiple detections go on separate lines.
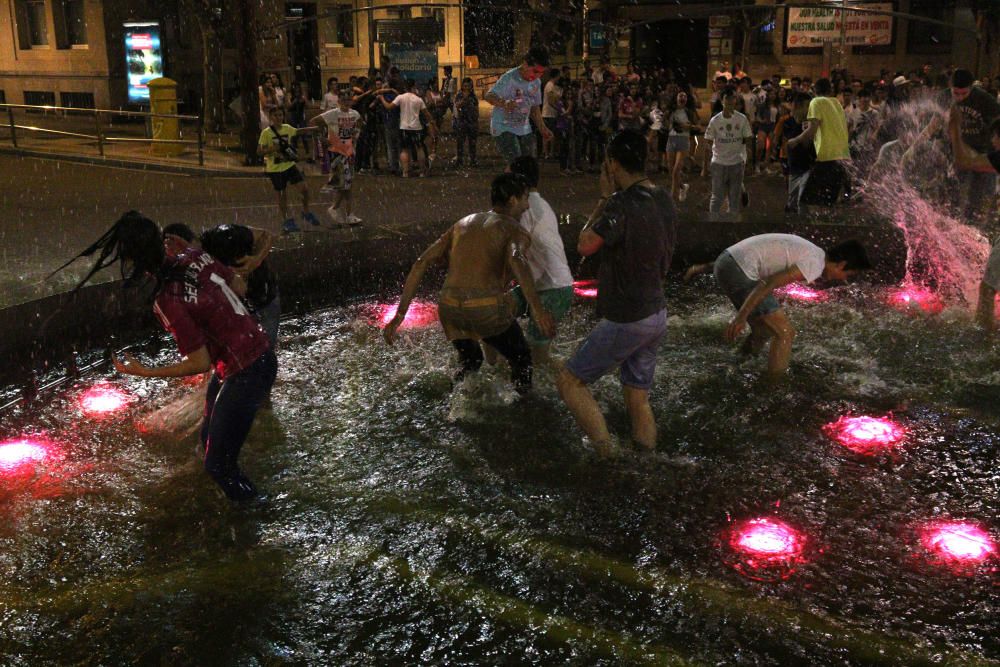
346, 214, 363, 225
326, 206, 346, 224
679, 183, 690, 202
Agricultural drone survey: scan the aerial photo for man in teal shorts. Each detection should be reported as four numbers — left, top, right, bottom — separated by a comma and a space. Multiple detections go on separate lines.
507, 156, 575, 366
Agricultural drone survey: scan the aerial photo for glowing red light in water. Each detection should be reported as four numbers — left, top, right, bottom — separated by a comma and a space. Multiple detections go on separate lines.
920, 521, 996, 566
823, 415, 906, 455
776, 284, 827, 302
887, 286, 944, 314
374, 300, 439, 330
573, 280, 598, 299
725, 517, 807, 580
79, 384, 132, 417
0, 438, 52, 473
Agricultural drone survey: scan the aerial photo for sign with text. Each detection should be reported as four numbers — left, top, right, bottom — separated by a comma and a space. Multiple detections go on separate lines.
124, 22, 163, 104
785, 3, 893, 49
385, 44, 438, 89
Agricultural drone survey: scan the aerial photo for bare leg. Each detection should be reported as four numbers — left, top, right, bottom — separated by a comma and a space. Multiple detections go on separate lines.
298, 182, 311, 214
277, 189, 289, 221
400, 149, 411, 177
482, 343, 499, 365
976, 281, 996, 331
670, 151, 683, 198
683, 262, 713, 283
757, 310, 795, 377
739, 319, 770, 355
556, 366, 612, 455
530, 342, 553, 369
624, 386, 655, 450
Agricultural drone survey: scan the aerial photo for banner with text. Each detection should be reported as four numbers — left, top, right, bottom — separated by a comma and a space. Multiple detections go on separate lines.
785, 3, 893, 49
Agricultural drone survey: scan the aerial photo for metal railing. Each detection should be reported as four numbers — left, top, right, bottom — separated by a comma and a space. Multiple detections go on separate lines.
0, 103, 205, 165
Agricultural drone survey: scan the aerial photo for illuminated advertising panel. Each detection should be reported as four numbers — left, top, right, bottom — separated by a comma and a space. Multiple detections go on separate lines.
124, 22, 163, 103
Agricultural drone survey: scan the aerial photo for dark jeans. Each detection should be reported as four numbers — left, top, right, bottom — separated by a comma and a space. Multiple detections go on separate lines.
452, 321, 532, 392
802, 159, 850, 207
454, 126, 477, 164
200, 349, 278, 501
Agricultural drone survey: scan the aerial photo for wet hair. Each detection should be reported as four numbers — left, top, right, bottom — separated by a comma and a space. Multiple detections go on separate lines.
826, 240, 873, 272
523, 46, 550, 67
162, 223, 195, 243
53, 211, 165, 293
508, 156, 539, 188
952, 68, 974, 89
491, 173, 528, 207
200, 225, 251, 266
815, 78, 833, 95
606, 130, 647, 174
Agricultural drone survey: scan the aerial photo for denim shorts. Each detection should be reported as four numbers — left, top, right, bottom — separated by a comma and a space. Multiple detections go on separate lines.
565, 308, 668, 390
713, 250, 780, 318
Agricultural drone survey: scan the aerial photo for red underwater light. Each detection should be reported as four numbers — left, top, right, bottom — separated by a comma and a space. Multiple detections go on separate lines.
573, 280, 598, 299
79, 384, 133, 417
920, 521, 996, 567
0, 438, 54, 474
823, 415, 906, 455
373, 300, 439, 330
725, 517, 807, 580
886, 286, 944, 314
776, 284, 827, 302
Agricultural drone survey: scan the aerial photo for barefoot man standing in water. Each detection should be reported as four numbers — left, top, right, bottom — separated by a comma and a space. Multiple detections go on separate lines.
383, 174, 555, 393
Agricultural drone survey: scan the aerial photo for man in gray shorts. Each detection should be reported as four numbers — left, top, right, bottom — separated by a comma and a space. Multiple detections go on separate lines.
686, 233, 872, 377
557, 130, 676, 456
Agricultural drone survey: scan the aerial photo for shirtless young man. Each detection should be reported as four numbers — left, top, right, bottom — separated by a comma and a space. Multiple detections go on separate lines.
383, 174, 555, 392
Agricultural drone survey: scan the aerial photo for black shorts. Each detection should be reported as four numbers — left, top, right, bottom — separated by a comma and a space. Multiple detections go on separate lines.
656, 130, 668, 153
267, 165, 304, 192
400, 129, 423, 151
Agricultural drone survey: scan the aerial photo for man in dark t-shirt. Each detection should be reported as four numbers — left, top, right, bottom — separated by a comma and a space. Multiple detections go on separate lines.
951, 69, 1000, 223
782, 92, 816, 213
557, 130, 677, 457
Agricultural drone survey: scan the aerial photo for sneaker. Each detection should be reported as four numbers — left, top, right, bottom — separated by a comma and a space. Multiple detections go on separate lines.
282, 218, 301, 234
346, 214, 363, 225
679, 183, 690, 202
302, 211, 321, 226
326, 206, 346, 224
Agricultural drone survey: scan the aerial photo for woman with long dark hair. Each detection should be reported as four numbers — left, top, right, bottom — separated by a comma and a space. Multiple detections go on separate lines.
56, 211, 277, 501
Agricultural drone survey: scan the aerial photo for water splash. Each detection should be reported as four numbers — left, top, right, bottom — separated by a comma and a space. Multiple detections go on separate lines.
573, 279, 598, 299
724, 517, 807, 581
370, 300, 439, 329
0, 437, 56, 473
885, 286, 945, 314
919, 520, 996, 572
856, 95, 990, 306
777, 284, 827, 302
79, 383, 133, 417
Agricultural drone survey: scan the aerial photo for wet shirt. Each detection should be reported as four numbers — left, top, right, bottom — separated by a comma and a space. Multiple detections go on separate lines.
154, 248, 270, 380
257, 124, 298, 173
705, 111, 752, 165
319, 107, 361, 156
957, 87, 1000, 153
518, 192, 574, 291
783, 116, 815, 177
591, 184, 677, 323
728, 233, 826, 284
807, 96, 850, 162
488, 67, 542, 137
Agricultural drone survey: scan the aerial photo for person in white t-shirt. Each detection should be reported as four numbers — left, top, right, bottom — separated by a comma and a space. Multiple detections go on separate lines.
378, 79, 437, 177
321, 76, 339, 111
506, 156, 574, 366
311, 96, 363, 225
703, 88, 753, 214
684, 234, 872, 377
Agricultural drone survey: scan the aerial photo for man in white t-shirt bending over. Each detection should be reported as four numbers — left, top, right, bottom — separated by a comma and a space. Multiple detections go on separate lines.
685, 234, 871, 377
704, 87, 753, 214
379, 79, 437, 177
506, 156, 575, 366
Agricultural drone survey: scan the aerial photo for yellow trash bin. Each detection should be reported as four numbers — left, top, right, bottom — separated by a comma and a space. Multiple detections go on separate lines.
148, 77, 184, 156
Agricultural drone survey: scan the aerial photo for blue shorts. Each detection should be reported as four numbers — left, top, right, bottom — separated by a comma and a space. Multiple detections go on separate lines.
565, 309, 668, 390
713, 250, 780, 319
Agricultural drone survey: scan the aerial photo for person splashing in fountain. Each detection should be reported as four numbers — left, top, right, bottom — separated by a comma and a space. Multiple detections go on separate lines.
383, 174, 555, 393
557, 130, 676, 457
951, 116, 1000, 331
53, 212, 277, 502
684, 234, 872, 378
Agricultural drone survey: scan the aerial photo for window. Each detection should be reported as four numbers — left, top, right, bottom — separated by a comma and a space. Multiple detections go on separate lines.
24, 91, 57, 107
749, 19, 775, 55
16, 0, 50, 48
907, 0, 954, 54
61, 0, 87, 45
335, 4, 354, 47
60, 91, 94, 108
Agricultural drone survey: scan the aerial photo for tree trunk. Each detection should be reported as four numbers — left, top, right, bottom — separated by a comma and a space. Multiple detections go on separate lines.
236, 0, 262, 165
